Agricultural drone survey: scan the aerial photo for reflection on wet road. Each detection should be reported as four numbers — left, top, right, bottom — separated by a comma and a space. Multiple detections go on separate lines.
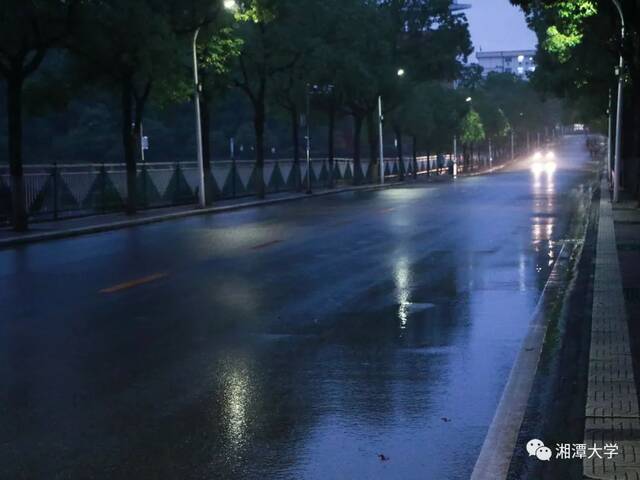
0, 137, 596, 479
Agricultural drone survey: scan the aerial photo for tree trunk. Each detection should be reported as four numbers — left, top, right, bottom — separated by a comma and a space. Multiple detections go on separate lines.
426, 149, 431, 177
122, 74, 137, 215
7, 73, 27, 231
328, 101, 336, 188
200, 92, 214, 205
463, 144, 469, 170
254, 100, 266, 199
353, 114, 363, 185
395, 125, 404, 181
366, 111, 377, 182
291, 106, 301, 190
471, 144, 475, 170
201, 91, 212, 171
412, 136, 418, 180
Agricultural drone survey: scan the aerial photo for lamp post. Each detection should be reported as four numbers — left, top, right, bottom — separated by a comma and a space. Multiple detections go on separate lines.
607, 89, 613, 184
611, 0, 625, 202
453, 136, 458, 177
192, 27, 206, 208
192, 0, 237, 208
465, 96, 472, 170
378, 95, 385, 184
304, 84, 334, 194
511, 129, 515, 161
378, 68, 405, 185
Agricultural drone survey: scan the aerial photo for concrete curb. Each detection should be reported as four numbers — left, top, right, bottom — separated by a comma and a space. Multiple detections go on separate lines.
470, 242, 576, 480
0, 182, 397, 249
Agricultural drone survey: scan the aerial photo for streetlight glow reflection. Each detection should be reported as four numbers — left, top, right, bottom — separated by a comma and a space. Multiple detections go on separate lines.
224, 0, 239, 11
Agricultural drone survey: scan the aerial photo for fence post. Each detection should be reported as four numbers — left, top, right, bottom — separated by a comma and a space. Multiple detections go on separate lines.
101, 163, 107, 213
232, 157, 237, 198
175, 162, 181, 204
142, 162, 147, 208
52, 162, 59, 220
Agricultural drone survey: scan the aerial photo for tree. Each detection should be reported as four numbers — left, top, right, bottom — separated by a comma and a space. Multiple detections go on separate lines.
0, 0, 78, 231
399, 82, 466, 177
231, 0, 309, 198
73, 0, 185, 214
511, 0, 640, 196
460, 108, 485, 169
196, 27, 243, 200
459, 64, 485, 92
169, 1, 242, 202
378, 0, 472, 179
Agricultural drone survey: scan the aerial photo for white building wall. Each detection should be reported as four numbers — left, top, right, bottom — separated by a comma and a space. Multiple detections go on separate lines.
475, 50, 536, 79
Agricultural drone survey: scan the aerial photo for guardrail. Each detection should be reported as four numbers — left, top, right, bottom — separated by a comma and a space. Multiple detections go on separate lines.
0, 155, 455, 225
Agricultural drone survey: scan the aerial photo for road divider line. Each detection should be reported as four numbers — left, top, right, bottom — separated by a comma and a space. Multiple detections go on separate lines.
100, 272, 168, 294
251, 239, 283, 250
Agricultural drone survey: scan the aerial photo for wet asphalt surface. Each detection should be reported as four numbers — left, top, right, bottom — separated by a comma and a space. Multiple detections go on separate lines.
0, 136, 598, 479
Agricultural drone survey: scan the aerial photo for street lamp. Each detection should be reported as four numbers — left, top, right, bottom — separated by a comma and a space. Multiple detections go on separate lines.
611, 0, 624, 202
192, 27, 206, 208
378, 68, 406, 185
304, 84, 334, 194
192, 0, 237, 208
224, 0, 238, 10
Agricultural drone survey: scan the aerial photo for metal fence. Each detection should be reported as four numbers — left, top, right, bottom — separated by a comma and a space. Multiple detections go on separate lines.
0, 155, 453, 225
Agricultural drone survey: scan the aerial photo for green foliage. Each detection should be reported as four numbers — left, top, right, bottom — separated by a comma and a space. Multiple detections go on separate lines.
399, 81, 466, 152
543, 1, 597, 62
510, 0, 630, 130
460, 109, 485, 145
200, 28, 243, 77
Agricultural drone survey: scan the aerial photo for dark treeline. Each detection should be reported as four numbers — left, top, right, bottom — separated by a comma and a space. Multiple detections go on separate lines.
512, 0, 640, 200
1, 0, 563, 230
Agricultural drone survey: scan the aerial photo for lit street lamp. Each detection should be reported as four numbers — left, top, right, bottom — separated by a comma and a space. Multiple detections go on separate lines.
192, 0, 237, 208
378, 68, 406, 185
305, 84, 334, 194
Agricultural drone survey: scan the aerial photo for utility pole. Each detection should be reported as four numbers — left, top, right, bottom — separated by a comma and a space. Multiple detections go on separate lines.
611, 0, 625, 202
511, 130, 515, 161
306, 85, 312, 194
378, 95, 385, 185
453, 136, 458, 178
607, 90, 613, 185
192, 27, 206, 208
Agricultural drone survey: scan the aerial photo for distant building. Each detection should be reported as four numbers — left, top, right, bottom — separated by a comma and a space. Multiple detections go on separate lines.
475, 50, 536, 79
450, 1, 471, 11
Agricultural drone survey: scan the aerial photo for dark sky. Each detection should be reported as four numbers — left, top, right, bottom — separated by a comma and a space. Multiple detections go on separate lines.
465, 0, 538, 57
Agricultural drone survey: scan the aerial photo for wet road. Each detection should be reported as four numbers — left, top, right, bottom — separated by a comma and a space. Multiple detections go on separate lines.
0, 136, 597, 479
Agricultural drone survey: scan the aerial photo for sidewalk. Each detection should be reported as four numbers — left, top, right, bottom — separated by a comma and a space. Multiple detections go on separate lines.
0, 183, 396, 248
1, 173, 463, 249
0, 157, 520, 250
583, 186, 640, 479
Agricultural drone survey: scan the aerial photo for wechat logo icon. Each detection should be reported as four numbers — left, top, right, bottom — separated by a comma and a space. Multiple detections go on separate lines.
526, 439, 552, 461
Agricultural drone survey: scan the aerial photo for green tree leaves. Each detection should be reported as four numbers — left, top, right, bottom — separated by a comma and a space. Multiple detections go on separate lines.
460, 109, 486, 145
